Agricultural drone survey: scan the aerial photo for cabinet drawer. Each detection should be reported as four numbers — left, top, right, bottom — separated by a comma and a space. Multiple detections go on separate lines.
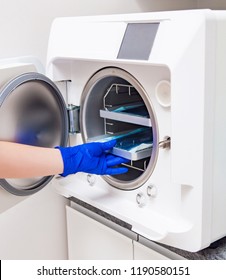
66, 206, 133, 260
133, 241, 170, 260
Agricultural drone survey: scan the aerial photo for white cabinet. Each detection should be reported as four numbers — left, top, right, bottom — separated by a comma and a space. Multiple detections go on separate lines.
133, 241, 170, 260
66, 206, 133, 259
66, 205, 182, 260
0, 183, 68, 259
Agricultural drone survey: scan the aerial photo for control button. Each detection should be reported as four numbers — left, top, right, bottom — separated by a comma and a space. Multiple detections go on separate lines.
136, 193, 146, 207
87, 174, 96, 186
147, 185, 158, 197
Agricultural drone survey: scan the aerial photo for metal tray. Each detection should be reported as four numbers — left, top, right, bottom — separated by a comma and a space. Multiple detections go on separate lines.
112, 145, 152, 161
100, 103, 151, 127
88, 128, 152, 161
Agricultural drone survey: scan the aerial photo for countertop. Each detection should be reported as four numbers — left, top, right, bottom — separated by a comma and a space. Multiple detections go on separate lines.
164, 237, 226, 260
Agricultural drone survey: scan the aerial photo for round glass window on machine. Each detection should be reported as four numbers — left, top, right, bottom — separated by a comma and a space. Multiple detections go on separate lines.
80, 67, 159, 190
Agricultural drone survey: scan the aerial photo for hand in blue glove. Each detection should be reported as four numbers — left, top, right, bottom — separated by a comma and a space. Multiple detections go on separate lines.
56, 140, 129, 177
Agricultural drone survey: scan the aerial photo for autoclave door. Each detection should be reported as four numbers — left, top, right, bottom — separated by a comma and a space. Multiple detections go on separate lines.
0, 72, 69, 196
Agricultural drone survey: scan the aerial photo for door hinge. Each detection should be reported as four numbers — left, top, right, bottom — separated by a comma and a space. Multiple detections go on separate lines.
67, 104, 80, 134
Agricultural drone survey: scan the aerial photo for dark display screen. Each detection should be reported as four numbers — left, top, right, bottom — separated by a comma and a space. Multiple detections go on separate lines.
117, 23, 159, 60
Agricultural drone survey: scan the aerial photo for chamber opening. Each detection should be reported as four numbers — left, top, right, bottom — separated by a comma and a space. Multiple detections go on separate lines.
81, 68, 159, 190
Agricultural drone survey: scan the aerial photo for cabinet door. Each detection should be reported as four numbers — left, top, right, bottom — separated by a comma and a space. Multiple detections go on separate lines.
0, 183, 68, 259
133, 241, 170, 260
66, 206, 133, 260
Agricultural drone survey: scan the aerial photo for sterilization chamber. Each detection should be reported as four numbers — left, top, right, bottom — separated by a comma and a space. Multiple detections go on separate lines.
1, 9, 226, 253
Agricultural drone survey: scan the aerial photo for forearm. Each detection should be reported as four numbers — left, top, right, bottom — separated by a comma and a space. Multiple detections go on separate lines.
0, 141, 64, 178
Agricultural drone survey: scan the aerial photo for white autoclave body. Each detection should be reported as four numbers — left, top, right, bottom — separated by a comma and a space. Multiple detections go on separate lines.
1, 10, 226, 253
48, 9, 226, 252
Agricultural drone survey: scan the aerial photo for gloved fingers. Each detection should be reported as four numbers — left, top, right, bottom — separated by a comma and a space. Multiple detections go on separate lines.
82, 140, 117, 157
100, 139, 117, 151
106, 154, 129, 166
105, 166, 129, 175
56, 140, 129, 177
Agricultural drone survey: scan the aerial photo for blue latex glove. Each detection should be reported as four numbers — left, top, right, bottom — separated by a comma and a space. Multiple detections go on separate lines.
56, 140, 129, 177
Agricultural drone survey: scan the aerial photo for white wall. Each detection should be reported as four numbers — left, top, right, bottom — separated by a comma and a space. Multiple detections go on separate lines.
0, 0, 196, 66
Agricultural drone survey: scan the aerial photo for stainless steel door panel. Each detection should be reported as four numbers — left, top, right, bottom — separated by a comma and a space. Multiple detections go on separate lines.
0, 72, 68, 195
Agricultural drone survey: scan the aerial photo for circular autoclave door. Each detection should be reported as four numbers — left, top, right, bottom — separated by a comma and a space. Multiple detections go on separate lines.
80, 67, 159, 190
0, 72, 68, 196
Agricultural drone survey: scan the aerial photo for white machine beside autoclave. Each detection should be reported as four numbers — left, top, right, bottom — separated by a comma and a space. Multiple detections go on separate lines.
1, 9, 226, 254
